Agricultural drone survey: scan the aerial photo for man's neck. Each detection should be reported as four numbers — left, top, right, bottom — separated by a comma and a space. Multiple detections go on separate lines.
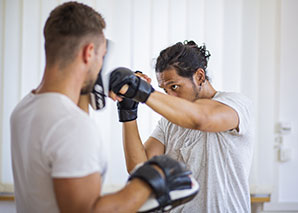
200, 81, 217, 99
35, 63, 86, 105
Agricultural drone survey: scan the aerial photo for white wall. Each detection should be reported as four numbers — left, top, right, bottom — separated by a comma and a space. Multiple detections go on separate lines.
1, 0, 298, 211
278, 0, 298, 202
262, 0, 298, 211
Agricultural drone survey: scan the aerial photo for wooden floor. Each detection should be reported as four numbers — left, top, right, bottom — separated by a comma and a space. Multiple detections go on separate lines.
0, 193, 271, 203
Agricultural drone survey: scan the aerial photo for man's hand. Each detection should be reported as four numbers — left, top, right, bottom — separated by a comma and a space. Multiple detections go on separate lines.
135, 71, 152, 84
117, 70, 152, 122
109, 67, 154, 103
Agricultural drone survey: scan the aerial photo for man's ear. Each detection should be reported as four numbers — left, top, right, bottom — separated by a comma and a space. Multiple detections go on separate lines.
193, 68, 206, 86
82, 43, 95, 64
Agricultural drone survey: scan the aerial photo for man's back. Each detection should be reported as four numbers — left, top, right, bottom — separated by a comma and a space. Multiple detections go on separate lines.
10, 92, 106, 213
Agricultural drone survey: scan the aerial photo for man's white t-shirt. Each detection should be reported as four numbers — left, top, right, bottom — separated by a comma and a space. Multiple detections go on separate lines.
10, 92, 107, 213
151, 91, 254, 213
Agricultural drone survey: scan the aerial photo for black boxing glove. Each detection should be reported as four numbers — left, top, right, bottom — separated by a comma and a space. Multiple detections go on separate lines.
109, 67, 154, 103
117, 98, 139, 122
117, 70, 144, 122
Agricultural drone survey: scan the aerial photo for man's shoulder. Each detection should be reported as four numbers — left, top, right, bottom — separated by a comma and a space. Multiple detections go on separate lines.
33, 92, 93, 124
213, 91, 252, 107
12, 92, 97, 137
11, 92, 33, 116
53, 109, 97, 136
44, 107, 99, 154
214, 91, 249, 99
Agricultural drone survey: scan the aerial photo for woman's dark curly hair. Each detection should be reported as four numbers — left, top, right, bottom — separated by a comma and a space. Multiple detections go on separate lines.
155, 40, 211, 80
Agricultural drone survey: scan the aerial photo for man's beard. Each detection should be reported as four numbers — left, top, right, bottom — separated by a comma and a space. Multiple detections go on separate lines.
80, 79, 95, 95
191, 80, 200, 101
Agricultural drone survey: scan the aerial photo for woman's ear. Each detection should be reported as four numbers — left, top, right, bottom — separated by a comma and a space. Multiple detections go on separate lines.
193, 68, 206, 86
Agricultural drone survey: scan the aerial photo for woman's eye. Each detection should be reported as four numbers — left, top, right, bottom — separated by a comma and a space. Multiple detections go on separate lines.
171, 85, 178, 90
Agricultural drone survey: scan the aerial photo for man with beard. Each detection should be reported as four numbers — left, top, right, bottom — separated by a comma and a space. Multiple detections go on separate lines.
109, 41, 254, 212
10, 3, 198, 213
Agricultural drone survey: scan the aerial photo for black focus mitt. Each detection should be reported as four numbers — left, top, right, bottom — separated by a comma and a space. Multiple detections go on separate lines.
129, 155, 199, 212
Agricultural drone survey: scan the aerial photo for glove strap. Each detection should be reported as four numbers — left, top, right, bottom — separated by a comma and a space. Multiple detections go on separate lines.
132, 79, 155, 103
123, 77, 154, 103
118, 108, 138, 122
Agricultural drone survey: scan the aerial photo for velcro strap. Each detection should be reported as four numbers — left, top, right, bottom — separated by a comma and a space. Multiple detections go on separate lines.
118, 108, 138, 122
129, 164, 170, 206
133, 79, 154, 103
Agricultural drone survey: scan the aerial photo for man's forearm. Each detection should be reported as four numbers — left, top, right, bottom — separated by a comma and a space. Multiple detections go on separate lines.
123, 120, 148, 173
93, 179, 151, 213
146, 91, 203, 129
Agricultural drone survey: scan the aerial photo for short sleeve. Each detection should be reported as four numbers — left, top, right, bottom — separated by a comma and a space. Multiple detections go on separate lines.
150, 118, 167, 145
44, 116, 105, 178
213, 92, 253, 135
